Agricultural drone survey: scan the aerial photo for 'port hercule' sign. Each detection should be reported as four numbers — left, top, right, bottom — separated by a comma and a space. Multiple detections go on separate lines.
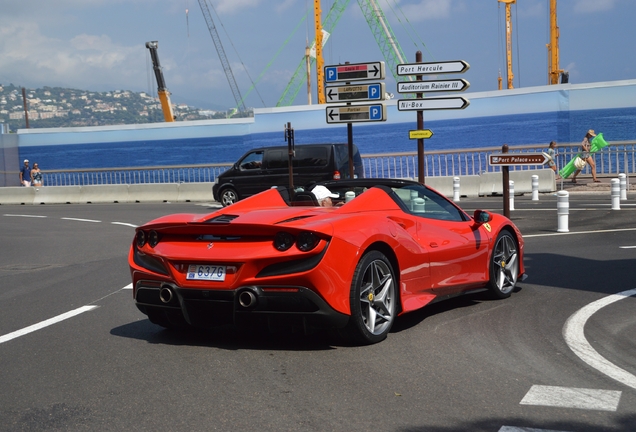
396, 60, 470, 76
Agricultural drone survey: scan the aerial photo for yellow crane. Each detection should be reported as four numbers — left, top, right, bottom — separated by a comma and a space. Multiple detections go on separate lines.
145, 41, 176, 122
314, 0, 326, 104
547, 0, 565, 84
498, 0, 516, 90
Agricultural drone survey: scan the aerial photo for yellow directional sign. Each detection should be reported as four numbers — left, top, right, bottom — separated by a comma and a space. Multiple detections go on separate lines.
409, 129, 433, 140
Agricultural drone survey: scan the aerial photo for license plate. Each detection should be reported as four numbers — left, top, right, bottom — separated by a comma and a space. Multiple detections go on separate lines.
186, 264, 226, 281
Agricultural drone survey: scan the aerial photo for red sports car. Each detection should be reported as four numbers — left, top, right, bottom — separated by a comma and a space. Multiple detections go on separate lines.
129, 178, 524, 344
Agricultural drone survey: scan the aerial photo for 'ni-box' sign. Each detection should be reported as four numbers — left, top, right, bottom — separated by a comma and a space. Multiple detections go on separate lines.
325, 62, 386, 83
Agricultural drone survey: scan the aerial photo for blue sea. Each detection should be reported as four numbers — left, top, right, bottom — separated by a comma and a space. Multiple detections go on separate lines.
20, 107, 636, 170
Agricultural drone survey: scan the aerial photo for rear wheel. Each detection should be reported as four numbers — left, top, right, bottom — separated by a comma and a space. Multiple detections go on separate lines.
341, 251, 397, 345
220, 187, 238, 207
487, 230, 519, 299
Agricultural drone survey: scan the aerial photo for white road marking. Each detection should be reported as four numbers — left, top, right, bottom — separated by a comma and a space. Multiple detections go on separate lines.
619, 245, 636, 249
524, 227, 636, 238
520, 385, 621, 412
499, 427, 571, 432
112, 222, 138, 228
563, 288, 636, 390
61, 217, 101, 223
3, 214, 47, 218
0, 305, 99, 345
123, 283, 133, 289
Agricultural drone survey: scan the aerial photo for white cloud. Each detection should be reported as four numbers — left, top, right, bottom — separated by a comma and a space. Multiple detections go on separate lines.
573, 0, 617, 13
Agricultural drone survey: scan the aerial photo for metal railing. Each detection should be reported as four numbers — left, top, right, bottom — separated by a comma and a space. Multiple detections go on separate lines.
32, 141, 636, 186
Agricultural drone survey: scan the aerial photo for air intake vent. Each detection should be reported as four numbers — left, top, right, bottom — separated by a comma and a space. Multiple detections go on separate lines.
276, 216, 314, 224
205, 214, 238, 224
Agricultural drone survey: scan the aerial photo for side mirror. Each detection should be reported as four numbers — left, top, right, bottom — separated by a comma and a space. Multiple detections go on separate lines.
473, 209, 493, 224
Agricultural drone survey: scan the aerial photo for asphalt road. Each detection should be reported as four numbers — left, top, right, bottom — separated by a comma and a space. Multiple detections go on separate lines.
0, 192, 635, 432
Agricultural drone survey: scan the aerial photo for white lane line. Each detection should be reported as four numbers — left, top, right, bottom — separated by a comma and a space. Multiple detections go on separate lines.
0, 305, 99, 345
123, 283, 132, 289
619, 245, 636, 249
520, 385, 621, 412
500, 426, 571, 432
112, 222, 138, 228
3, 214, 47, 218
563, 288, 636, 390
524, 227, 636, 238
61, 217, 101, 223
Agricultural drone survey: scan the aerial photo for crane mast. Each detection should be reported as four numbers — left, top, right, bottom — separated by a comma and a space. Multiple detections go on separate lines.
498, 0, 515, 89
198, 0, 247, 113
547, 0, 564, 84
314, 0, 326, 104
145, 41, 176, 122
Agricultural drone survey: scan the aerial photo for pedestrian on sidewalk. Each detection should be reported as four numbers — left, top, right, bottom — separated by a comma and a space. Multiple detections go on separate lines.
546, 141, 560, 179
19, 159, 31, 187
571, 130, 600, 183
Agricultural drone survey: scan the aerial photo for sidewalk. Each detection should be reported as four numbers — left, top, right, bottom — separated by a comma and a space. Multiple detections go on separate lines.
555, 174, 634, 193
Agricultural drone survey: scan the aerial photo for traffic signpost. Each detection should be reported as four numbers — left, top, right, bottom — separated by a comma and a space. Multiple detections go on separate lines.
325, 62, 386, 83
397, 79, 469, 94
396, 60, 470, 76
396, 54, 471, 184
325, 83, 385, 103
489, 153, 550, 166
409, 129, 433, 140
326, 104, 386, 124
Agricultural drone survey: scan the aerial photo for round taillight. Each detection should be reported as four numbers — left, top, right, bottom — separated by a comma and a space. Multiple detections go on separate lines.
148, 230, 160, 247
274, 232, 294, 251
136, 230, 146, 248
333, 171, 341, 180
296, 232, 319, 252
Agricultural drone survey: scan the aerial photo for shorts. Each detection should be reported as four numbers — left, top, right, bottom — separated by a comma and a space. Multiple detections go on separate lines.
22, 180, 31, 187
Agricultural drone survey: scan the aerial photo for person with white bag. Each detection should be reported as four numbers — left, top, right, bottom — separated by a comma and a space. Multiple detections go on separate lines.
571, 129, 600, 183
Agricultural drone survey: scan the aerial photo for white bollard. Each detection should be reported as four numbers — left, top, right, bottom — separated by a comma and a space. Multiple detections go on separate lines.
611, 178, 621, 210
453, 176, 460, 202
509, 180, 515, 211
557, 190, 569, 232
618, 173, 627, 200
531, 175, 539, 201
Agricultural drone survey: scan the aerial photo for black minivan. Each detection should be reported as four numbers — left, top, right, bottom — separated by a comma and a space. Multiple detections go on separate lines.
212, 143, 364, 206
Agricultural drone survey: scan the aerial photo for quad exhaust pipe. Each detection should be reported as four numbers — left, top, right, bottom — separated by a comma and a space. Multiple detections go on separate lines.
159, 286, 174, 304
238, 289, 258, 309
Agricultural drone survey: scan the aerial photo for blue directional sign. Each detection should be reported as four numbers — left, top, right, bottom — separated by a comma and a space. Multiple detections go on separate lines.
326, 104, 386, 124
325, 62, 385, 83
325, 83, 385, 103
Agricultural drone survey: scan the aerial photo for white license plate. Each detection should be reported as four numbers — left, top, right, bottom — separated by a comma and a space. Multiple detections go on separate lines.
186, 264, 226, 281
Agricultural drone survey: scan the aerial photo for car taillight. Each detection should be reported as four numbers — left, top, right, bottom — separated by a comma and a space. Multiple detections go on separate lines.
136, 230, 146, 248
333, 171, 341, 180
296, 232, 319, 252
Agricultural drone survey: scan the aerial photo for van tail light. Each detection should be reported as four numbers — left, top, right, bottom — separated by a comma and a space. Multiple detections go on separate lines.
333, 171, 341, 180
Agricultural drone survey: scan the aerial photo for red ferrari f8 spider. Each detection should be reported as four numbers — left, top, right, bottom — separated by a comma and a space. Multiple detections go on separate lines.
129, 179, 525, 344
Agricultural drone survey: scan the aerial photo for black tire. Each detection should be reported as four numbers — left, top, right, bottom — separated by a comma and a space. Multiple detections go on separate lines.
220, 187, 238, 207
487, 230, 519, 299
340, 250, 397, 345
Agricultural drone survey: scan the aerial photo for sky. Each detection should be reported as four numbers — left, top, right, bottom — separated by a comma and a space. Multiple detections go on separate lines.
1, 0, 634, 112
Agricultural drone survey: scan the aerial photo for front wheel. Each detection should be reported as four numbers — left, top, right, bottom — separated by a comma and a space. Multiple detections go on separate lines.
487, 230, 519, 299
220, 187, 238, 207
341, 251, 397, 345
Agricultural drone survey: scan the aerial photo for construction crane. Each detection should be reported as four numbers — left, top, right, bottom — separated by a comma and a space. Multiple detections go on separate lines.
145, 41, 176, 122
498, 0, 515, 90
277, 0, 410, 107
314, 0, 326, 104
197, 0, 247, 114
547, 0, 566, 84
277, 1, 349, 107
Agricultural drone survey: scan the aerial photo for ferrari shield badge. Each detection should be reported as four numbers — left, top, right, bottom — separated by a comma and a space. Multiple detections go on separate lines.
484, 223, 492, 233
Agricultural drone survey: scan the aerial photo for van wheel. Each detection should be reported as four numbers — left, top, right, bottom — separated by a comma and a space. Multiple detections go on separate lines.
220, 187, 238, 207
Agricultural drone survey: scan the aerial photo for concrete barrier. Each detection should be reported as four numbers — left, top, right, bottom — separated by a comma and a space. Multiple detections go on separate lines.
128, 183, 179, 202
425, 175, 481, 198
479, 169, 555, 195
80, 185, 131, 203
177, 183, 214, 202
0, 186, 35, 205
34, 186, 82, 204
